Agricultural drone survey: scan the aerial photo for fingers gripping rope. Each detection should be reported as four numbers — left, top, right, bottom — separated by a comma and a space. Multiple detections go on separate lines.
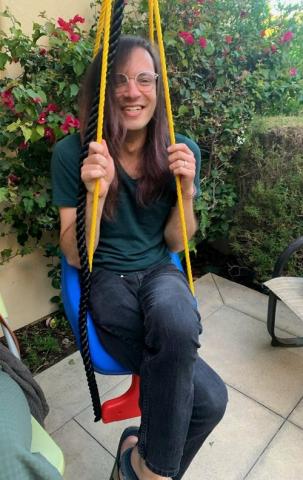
76, 0, 125, 422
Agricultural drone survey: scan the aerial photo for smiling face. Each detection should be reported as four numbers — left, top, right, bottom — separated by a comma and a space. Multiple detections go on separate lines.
114, 47, 157, 136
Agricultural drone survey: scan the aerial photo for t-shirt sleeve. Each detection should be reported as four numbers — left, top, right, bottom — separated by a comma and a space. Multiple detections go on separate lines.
51, 138, 80, 207
175, 134, 202, 197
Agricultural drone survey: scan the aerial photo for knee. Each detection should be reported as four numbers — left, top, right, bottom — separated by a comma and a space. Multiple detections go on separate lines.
146, 295, 201, 354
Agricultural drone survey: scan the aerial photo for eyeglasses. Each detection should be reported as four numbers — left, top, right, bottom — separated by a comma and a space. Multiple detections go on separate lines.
113, 71, 159, 93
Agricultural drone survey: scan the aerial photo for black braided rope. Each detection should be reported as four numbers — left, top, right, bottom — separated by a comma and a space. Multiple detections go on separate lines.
75, 0, 125, 422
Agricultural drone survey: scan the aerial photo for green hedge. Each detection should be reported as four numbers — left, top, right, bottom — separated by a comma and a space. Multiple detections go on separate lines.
229, 116, 303, 282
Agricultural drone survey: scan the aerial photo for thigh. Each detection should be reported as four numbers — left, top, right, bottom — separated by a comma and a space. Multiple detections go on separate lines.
89, 268, 143, 338
89, 268, 144, 372
139, 264, 202, 347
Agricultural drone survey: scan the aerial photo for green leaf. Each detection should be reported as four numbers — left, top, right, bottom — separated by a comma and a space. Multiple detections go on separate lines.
6, 120, 21, 133
0, 187, 8, 201
36, 125, 45, 137
0, 52, 10, 70
73, 62, 85, 76
178, 105, 189, 116
70, 84, 79, 97
23, 198, 34, 213
204, 40, 215, 57
20, 125, 32, 142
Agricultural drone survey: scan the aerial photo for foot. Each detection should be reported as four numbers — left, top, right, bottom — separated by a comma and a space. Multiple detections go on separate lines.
130, 447, 171, 480
118, 435, 138, 480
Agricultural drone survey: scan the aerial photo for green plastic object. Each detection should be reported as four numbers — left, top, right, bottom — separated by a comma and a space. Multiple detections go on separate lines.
0, 293, 8, 319
31, 416, 65, 476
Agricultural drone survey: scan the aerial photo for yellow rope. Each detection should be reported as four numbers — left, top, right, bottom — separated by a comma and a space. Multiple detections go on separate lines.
88, 0, 112, 271
93, 0, 106, 58
148, 0, 155, 44
152, 0, 195, 295
88, 0, 195, 294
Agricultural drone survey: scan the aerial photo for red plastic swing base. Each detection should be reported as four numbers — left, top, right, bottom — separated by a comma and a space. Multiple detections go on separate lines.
101, 374, 141, 423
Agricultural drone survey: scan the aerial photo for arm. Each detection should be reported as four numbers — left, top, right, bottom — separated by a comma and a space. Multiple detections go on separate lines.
164, 143, 198, 252
59, 140, 115, 268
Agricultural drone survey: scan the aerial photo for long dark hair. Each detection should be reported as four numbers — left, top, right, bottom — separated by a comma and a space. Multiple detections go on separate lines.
78, 35, 170, 218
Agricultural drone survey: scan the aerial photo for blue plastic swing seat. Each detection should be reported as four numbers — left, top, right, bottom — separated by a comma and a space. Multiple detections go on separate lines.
61, 252, 184, 376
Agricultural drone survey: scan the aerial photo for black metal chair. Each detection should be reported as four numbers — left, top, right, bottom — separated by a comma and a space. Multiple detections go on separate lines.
266, 236, 303, 347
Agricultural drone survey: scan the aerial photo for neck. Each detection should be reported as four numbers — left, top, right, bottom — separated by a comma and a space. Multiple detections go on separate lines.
121, 129, 147, 161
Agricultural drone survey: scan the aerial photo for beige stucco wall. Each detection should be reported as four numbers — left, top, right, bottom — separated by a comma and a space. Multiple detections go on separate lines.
0, 233, 59, 332
0, 0, 96, 34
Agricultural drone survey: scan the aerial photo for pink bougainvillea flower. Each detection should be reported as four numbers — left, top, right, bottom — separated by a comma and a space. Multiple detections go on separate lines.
44, 127, 56, 143
7, 173, 21, 186
57, 17, 72, 33
46, 103, 59, 113
18, 142, 29, 151
225, 35, 233, 44
60, 114, 80, 134
179, 31, 195, 45
69, 32, 81, 42
281, 31, 294, 43
197, 0, 205, 3
69, 14, 85, 24
37, 112, 47, 124
1, 89, 15, 110
199, 36, 207, 48
39, 48, 47, 56
32, 97, 42, 104
240, 10, 247, 18
290, 67, 297, 77
271, 44, 277, 53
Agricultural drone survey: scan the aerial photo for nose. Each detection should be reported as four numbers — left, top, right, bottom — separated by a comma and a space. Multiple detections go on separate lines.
124, 78, 141, 97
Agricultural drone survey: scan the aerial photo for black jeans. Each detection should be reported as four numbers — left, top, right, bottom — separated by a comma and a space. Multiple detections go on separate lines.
89, 263, 228, 478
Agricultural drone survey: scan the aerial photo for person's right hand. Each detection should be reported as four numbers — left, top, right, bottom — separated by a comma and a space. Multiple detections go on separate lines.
81, 140, 115, 197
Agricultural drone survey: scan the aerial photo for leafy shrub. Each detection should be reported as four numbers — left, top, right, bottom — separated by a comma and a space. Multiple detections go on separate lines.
229, 117, 303, 282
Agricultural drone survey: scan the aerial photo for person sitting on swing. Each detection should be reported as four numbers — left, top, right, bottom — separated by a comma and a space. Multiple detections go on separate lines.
52, 35, 227, 480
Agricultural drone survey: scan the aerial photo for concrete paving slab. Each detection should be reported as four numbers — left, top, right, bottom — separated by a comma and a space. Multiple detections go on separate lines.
246, 421, 303, 480
200, 305, 303, 417
288, 397, 303, 429
75, 378, 140, 455
194, 273, 224, 320
184, 386, 283, 480
52, 419, 114, 480
36, 351, 128, 433
212, 274, 303, 337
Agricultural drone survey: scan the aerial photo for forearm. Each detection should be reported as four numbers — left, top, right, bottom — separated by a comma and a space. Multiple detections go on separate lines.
60, 193, 105, 268
164, 197, 198, 252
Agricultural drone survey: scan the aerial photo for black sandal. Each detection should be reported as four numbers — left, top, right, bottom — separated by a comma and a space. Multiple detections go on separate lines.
120, 447, 139, 480
109, 427, 139, 480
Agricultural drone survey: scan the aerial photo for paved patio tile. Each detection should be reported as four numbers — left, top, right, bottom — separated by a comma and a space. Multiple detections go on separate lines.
246, 421, 303, 480
52, 419, 114, 480
195, 273, 224, 320
36, 351, 128, 433
212, 274, 303, 336
200, 305, 303, 417
184, 386, 283, 480
75, 378, 140, 456
288, 397, 303, 429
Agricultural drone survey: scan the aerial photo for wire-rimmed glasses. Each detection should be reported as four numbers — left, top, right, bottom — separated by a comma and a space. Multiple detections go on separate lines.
113, 71, 159, 93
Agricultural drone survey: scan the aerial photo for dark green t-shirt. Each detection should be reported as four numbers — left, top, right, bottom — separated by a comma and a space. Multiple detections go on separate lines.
51, 133, 201, 273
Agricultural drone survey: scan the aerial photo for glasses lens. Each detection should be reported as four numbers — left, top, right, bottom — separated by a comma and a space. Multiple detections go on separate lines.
136, 72, 156, 90
114, 74, 128, 89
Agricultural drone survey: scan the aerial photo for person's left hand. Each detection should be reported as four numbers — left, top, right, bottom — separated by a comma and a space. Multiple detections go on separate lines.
167, 143, 196, 197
